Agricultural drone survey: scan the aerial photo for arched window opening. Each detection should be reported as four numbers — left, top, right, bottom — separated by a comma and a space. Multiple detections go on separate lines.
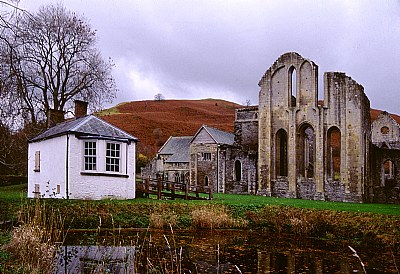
384, 160, 395, 180
327, 127, 341, 180
298, 124, 314, 178
289, 66, 297, 107
204, 176, 209, 187
235, 160, 242, 181
276, 129, 288, 177
175, 173, 180, 183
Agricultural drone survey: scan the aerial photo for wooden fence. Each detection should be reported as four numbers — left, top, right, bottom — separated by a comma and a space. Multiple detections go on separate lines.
136, 178, 213, 200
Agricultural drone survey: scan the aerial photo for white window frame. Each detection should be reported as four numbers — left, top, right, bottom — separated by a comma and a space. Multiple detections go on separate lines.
106, 142, 121, 173
34, 151, 40, 172
83, 141, 97, 171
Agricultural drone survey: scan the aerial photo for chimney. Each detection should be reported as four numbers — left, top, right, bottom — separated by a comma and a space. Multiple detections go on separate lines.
75, 100, 88, 118
47, 109, 65, 128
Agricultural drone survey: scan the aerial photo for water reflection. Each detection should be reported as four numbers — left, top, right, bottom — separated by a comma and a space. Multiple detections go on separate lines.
56, 230, 398, 273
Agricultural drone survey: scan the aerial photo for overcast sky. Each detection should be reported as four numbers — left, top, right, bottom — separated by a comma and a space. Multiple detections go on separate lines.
18, 0, 400, 114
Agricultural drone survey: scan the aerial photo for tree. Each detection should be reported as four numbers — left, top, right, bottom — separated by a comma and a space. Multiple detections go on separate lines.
0, 3, 117, 126
154, 93, 165, 101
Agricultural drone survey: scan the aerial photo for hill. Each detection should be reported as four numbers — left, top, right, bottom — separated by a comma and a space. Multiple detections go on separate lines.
98, 98, 400, 158
98, 99, 241, 156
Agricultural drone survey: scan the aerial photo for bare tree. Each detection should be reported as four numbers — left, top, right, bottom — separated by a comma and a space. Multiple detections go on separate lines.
154, 93, 165, 101
0, 3, 117, 126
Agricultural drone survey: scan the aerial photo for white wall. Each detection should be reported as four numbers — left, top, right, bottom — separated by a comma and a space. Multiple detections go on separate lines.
28, 135, 136, 200
68, 137, 136, 200
28, 136, 67, 198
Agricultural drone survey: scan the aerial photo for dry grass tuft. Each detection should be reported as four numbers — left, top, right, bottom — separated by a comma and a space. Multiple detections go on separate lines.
4, 200, 65, 273
149, 212, 177, 229
5, 225, 56, 273
191, 206, 247, 229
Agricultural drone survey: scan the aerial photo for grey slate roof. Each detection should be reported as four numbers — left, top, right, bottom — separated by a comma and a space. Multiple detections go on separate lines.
195, 125, 235, 145
159, 136, 191, 163
29, 115, 138, 143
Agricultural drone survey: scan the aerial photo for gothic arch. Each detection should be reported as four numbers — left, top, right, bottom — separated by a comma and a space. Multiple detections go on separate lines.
327, 126, 341, 180
276, 129, 288, 177
382, 159, 395, 186
234, 160, 242, 181
297, 123, 315, 178
288, 66, 297, 107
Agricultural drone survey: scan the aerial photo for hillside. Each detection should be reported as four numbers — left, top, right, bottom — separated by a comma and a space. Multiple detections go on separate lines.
98, 99, 241, 156
98, 98, 400, 157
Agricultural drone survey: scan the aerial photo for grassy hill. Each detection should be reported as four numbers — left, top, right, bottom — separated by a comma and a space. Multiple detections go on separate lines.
98, 98, 400, 158
98, 99, 241, 156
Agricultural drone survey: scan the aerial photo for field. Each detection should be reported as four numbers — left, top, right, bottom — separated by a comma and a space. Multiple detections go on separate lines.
1, 183, 400, 216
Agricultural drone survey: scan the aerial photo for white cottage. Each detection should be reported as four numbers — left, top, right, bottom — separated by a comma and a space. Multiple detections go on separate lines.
28, 114, 138, 200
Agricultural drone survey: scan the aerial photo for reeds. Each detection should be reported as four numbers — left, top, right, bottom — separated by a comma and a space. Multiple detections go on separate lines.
4, 199, 65, 273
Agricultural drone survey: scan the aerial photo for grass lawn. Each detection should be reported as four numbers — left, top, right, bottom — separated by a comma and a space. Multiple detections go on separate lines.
212, 193, 400, 215
1, 183, 399, 216
0, 184, 28, 200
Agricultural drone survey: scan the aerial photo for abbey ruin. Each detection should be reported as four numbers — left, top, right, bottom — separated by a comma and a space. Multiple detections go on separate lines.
143, 52, 400, 203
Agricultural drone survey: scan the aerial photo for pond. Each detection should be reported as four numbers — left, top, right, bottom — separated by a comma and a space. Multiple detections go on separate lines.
56, 229, 399, 273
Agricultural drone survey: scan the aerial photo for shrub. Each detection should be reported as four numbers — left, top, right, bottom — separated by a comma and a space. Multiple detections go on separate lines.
191, 206, 247, 229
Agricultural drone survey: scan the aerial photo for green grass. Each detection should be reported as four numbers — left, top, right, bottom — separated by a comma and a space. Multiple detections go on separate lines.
1, 183, 399, 216
212, 194, 400, 215
0, 184, 28, 200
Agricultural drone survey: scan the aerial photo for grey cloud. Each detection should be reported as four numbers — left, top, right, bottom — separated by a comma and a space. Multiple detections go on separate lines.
20, 0, 400, 113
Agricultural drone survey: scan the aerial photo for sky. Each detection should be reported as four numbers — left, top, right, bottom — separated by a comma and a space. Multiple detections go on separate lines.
16, 0, 400, 114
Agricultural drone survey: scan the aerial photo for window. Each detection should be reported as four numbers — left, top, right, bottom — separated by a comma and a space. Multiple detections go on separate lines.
298, 124, 314, 178
276, 129, 288, 177
235, 160, 242, 181
381, 126, 389, 134
56, 185, 61, 194
327, 127, 341, 179
175, 172, 181, 183
204, 176, 209, 186
106, 143, 120, 172
34, 184, 40, 198
84, 141, 97, 171
384, 160, 395, 180
202, 152, 211, 161
289, 66, 297, 107
34, 151, 40, 172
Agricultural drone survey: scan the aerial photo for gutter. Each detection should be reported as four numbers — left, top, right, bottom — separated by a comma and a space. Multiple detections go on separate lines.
66, 134, 70, 199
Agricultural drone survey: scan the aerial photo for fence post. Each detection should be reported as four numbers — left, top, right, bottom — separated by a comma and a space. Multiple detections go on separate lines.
145, 178, 150, 198
209, 186, 213, 200
185, 182, 189, 200
157, 177, 162, 200
171, 182, 175, 200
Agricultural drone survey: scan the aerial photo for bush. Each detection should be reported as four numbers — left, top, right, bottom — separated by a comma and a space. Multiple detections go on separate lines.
0, 175, 27, 187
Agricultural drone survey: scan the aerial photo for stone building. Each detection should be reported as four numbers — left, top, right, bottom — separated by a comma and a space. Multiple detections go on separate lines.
189, 125, 235, 193
143, 52, 400, 203
141, 136, 191, 183
370, 111, 400, 203
257, 52, 371, 203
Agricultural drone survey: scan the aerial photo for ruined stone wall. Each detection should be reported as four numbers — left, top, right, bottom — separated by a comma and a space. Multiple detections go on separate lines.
234, 107, 259, 152
225, 148, 257, 194
370, 145, 400, 203
371, 111, 400, 149
324, 72, 371, 202
257, 52, 371, 202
